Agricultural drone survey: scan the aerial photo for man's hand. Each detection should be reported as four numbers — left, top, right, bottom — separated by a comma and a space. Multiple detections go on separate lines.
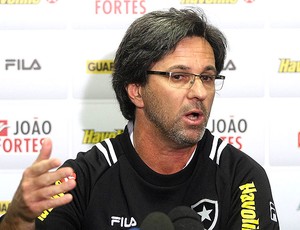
0, 138, 76, 230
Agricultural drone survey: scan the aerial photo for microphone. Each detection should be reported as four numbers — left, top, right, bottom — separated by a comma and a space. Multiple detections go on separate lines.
140, 211, 175, 230
168, 206, 204, 230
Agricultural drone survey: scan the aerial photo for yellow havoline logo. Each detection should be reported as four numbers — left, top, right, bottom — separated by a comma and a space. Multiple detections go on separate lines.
0, 201, 10, 215
86, 60, 114, 74
83, 129, 124, 144
239, 182, 259, 229
0, 0, 40, 4
180, 0, 238, 4
279, 58, 300, 73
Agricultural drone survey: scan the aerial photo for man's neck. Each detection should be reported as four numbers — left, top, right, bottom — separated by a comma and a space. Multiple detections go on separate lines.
130, 119, 197, 175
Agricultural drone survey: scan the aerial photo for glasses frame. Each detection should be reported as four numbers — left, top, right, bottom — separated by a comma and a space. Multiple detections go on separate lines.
146, 70, 225, 91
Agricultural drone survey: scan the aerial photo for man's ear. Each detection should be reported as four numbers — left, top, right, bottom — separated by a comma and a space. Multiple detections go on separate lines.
126, 83, 144, 108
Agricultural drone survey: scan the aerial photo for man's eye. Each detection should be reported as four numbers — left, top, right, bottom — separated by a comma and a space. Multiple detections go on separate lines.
171, 73, 188, 81
172, 74, 183, 80
201, 75, 214, 81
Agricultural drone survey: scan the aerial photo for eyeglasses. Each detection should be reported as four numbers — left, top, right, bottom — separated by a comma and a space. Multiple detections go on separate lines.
147, 71, 225, 91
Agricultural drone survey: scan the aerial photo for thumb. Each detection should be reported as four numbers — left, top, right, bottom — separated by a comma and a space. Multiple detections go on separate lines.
35, 138, 53, 163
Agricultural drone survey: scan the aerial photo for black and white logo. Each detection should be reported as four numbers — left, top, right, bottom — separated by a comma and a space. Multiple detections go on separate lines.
191, 198, 218, 230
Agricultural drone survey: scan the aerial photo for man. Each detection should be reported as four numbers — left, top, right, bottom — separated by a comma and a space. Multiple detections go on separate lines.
0, 7, 279, 229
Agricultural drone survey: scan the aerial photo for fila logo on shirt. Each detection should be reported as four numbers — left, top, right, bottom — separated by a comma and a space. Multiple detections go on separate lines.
111, 216, 137, 228
269, 202, 278, 223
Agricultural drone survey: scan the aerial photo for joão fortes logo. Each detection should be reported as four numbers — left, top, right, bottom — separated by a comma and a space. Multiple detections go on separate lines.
209, 115, 248, 150
0, 120, 9, 136
95, 0, 146, 15
0, 118, 52, 154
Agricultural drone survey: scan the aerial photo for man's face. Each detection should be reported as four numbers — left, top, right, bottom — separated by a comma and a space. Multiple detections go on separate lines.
141, 36, 216, 148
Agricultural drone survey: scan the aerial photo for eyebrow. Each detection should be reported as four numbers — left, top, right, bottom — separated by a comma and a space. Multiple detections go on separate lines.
204, 65, 217, 73
167, 64, 217, 74
167, 65, 190, 71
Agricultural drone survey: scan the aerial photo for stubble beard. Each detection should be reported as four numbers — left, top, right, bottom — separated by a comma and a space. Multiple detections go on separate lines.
143, 91, 209, 148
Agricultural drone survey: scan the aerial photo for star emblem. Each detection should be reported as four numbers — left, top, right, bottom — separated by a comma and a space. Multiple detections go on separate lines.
198, 205, 212, 222
191, 198, 218, 230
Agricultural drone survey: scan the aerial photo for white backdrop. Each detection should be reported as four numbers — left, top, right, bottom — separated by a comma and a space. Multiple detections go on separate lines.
1, 0, 300, 229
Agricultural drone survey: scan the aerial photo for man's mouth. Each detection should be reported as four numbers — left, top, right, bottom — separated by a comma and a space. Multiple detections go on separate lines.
187, 112, 200, 120
184, 110, 204, 124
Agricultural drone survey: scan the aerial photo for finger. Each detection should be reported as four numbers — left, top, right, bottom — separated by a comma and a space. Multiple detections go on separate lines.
24, 158, 62, 178
29, 179, 76, 217
23, 192, 74, 220
33, 167, 75, 189
33, 179, 77, 202
16, 171, 76, 220
32, 193, 74, 217
35, 138, 53, 163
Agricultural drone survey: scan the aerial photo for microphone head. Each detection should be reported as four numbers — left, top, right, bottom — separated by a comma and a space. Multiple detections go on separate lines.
140, 211, 175, 230
168, 206, 204, 230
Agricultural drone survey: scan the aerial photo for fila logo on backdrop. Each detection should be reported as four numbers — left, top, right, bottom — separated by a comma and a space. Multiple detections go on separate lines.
5, 59, 41, 71
95, 0, 146, 15
223, 59, 236, 71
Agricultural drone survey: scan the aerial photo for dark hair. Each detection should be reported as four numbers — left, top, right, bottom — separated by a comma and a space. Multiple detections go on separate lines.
112, 7, 227, 121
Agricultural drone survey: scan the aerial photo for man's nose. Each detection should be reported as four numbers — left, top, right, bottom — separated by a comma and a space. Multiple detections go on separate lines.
188, 77, 208, 100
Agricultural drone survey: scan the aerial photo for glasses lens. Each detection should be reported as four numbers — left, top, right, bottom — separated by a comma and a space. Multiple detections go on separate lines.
215, 78, 224, 91
199, 74, 216, 90
168, 72, 225, 91
169, 72, 193, 89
